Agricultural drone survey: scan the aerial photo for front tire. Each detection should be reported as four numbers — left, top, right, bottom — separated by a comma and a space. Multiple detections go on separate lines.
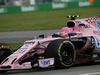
0, 43, 12, 63
45, 39, 76, 68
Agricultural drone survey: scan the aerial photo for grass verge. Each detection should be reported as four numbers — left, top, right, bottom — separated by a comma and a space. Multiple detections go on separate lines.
8, 43, 23, 50
0, 7, 100, 32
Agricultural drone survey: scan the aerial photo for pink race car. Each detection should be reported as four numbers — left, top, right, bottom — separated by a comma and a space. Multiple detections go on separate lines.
0, 15, 100, 73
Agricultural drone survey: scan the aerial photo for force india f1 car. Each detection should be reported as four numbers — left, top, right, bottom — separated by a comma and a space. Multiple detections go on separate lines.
0, 15, 100, 73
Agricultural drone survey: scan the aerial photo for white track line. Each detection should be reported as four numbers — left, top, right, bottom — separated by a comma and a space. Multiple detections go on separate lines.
80, 72, 100, 75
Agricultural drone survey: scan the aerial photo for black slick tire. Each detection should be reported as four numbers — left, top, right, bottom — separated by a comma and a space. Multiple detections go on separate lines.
45, 39, 76, 68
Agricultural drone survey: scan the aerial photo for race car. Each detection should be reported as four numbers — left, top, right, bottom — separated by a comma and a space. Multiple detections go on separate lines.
0, 15, 100, 73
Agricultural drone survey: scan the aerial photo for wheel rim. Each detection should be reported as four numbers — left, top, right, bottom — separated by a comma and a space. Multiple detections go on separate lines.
60, 43, 74, 65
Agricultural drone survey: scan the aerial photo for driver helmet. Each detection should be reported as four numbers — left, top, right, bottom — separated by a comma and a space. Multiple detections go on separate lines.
60, 27, 73, 38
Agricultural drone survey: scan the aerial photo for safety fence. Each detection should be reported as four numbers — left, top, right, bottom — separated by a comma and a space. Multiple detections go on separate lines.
0, 0, 100, 14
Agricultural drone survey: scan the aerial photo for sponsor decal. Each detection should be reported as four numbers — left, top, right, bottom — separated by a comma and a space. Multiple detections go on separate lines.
94, 38, 100, 49
40, 60, 50, 66
18, 45, 29, 50
14, 45, 29, 54
75, 21, 92, 28
78, 1, 91, 7
96, 18, 100, 29
52, 3, 67, 9
25, 42, 34, 44
14, 50, 26, 54
19, 48, 28, 50
21, 6, 38, 12
86, 18, 96, 24
75, 21, 82, 24
93, 54, 97, 57
71, 39, 82, 41
93, 30, 100, 35
24, 45, 29, 47
84, 24, 92, 28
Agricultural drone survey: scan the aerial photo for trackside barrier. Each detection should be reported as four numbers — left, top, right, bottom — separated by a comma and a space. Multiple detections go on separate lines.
0, 0, 100, 14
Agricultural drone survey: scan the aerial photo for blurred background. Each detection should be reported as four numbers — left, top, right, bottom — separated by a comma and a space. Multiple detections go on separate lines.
0, 0, 99, 14
0, 0, 100, 48
0, 0, 88, 6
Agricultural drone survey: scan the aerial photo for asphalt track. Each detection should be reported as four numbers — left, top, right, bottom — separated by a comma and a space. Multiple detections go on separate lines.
1, 62, 100, 75
0, 30, 100, 75
0, 30, 60, 43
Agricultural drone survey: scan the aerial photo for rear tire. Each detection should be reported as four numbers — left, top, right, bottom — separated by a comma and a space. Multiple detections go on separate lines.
0, 43, 12, 63
45, 39, 76, 68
